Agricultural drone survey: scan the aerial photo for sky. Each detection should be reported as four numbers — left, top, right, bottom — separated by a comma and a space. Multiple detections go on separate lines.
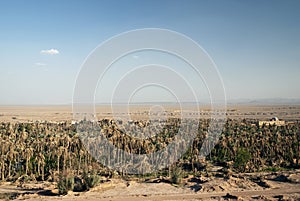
0, 0, 300, 105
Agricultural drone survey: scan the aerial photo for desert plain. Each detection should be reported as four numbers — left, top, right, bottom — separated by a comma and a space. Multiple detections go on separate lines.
0, 104, 300, 201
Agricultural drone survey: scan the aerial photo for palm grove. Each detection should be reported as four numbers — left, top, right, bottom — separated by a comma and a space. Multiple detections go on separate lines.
0, 118, 299, 188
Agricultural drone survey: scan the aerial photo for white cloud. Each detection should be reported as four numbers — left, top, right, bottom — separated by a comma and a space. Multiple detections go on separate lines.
40, 49, 59, 55
35, 62, 47, 66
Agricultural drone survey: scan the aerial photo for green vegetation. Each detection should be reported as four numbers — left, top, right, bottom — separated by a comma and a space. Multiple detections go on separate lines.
0, 118, 299, 193
234, 148, 251, 172
82, 171, 101, 190
57, 171, 101, 194
170, 166, 184, 185
57, 172, 75, 195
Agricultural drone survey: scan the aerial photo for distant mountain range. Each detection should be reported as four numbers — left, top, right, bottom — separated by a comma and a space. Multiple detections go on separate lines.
227, 98, 300, 105
94, 98, 300, 105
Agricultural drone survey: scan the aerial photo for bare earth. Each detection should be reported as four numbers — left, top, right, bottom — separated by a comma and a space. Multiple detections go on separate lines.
1, 171, 300, 201
0, 105, 300, 122
1, 105, 300, 200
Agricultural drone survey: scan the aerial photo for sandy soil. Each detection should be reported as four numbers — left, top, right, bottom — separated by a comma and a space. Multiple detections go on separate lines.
0, 105, 300, 122
0, 171, 299, 201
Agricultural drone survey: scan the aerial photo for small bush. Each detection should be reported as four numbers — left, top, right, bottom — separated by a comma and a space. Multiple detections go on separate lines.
83, 171, 101, 190
234, 148, 251, 172
57, 173, 74, 195
170, 166, 183, 184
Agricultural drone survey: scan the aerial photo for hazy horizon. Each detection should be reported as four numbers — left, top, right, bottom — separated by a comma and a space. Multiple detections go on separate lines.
1, 97, 300, 107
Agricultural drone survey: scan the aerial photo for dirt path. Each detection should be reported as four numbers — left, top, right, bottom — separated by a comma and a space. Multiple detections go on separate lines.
2, 171, 300, 201
19, 181, 300, 201
60, 187, 300, 201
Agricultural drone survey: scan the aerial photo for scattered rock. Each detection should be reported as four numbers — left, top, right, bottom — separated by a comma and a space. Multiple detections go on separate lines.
251, 195, 268, 200
274, 194, 289, 201
273, 175, 289, 182
188, 176, 208, 184
189, 184, 202, 192
37, 189, 57, 196
288, 174, 300, 183
223, 193, 239, 200
256, 179, 272, 188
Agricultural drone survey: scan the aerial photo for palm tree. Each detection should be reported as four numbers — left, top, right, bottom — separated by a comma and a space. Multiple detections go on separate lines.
6, 148, 17, 178
24, 147, 33, 175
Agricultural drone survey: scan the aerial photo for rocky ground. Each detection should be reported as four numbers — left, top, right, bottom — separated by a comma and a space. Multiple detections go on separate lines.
1, 170, 300, 201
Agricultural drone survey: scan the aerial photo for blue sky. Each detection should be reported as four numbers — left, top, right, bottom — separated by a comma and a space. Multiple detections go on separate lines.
0, 0, 299, 105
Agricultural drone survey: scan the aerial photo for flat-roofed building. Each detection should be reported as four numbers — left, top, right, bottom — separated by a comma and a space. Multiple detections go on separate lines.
259, 117, 285, 127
